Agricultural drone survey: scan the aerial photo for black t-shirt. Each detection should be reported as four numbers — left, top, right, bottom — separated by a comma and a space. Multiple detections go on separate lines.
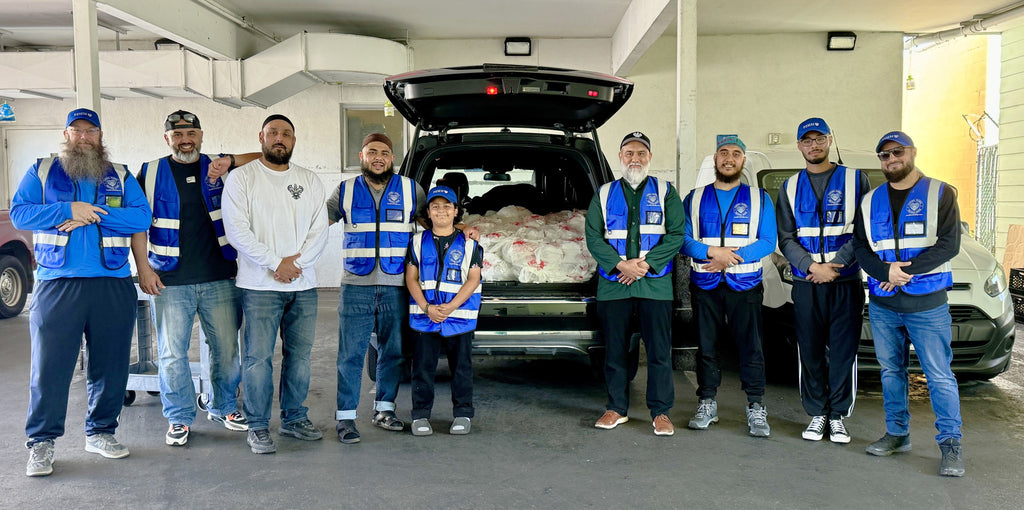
141, 157, 237, 285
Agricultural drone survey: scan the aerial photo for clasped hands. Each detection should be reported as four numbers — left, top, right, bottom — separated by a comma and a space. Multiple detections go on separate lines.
615, 256, 649, 286
703, 246, 743, 273
274, 253, 302, 283
879, 261, 912, 292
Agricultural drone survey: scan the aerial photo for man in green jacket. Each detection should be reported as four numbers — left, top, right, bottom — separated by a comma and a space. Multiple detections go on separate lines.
585, 132, 686, 436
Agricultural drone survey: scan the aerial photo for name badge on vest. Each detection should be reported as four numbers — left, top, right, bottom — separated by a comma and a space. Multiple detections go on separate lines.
445, 268, 462, 282
904, 221, 925, 236
645, 211, 663, 224
732, 223, 749, 236
385, 209, 404, 222
186, 176, 197, 184
825, 210, 844, 224
105, 196, 122, 208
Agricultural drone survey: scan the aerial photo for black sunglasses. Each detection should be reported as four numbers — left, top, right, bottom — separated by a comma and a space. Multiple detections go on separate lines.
166, 113, 197, 124
877, 146, 911, 160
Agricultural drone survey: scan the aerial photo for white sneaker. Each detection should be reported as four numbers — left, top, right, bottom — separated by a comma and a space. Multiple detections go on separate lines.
829, 418, 851, 444
802, 415, 826, 441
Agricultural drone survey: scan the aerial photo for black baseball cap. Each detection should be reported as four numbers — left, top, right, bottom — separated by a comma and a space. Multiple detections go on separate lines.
620, 131, 651, 151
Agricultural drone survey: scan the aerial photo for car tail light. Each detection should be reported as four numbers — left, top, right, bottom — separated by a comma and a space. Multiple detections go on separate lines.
486, 86, 499, 95
587, 90, 599, 97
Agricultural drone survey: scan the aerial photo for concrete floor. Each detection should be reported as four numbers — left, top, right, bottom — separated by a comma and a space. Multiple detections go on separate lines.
1, 289, 1022, 509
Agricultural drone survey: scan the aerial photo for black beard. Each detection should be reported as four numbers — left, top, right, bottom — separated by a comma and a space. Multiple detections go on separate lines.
804, 155, 828, 165
263, 144, 292, 165
715, 167, 741, 184
59, 140, 110, 181
883, 164, 913, 183
361, 160, 394, 185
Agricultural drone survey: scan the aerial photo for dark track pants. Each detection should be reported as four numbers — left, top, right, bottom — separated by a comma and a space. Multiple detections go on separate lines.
25, 277, 137, 444
597, 298, 674, 419
792, 279, 864, 419
693, 283, 765, 403
411, 330, 474, 420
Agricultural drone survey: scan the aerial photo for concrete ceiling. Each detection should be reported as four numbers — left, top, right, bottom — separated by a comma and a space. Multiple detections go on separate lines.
0, 0, 1022, 49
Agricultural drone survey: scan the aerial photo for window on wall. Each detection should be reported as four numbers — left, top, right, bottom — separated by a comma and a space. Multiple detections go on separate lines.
343, 107, 405, 172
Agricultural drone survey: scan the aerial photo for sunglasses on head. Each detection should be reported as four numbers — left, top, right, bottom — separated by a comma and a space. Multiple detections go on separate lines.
877, 146, 911, 160
166, 113, 196, 124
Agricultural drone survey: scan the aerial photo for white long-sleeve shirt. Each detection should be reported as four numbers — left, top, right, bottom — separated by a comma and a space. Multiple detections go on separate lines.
221, 159, 328, 291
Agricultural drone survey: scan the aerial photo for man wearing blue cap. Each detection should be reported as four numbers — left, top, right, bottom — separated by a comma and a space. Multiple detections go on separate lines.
405, 186, 483, 436
11, 108, 152, 476
852, 131, 964, 476
682, 134, 776, 437
776, 118, 870, 444
586, 131, 685, 436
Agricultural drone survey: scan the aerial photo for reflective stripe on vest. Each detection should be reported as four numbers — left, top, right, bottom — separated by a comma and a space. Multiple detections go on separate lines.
860, 177, 952, 297
32, 157, 132, 269
340, 175, 415, 276
408, 230, 481, 337
142, 155, 236, 271
688, 183, 764, 291
596, 177, 673, 281
783, 165, 861, 279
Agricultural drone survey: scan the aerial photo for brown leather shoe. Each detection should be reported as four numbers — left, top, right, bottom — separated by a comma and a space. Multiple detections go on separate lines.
595, 410, 628, 430
653, 414, 674, 436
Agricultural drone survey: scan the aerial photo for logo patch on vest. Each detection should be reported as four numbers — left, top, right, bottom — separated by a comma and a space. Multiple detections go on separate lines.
287, 184, 304, 200
732, 223, 749, 236
733, 202, 749, 218
386, 191, 401, 205
102, 176, 122, 193
827, 189, 843, 206
645, 193, 659, 206
449, 248, 464, 264
906, 199, 925, 216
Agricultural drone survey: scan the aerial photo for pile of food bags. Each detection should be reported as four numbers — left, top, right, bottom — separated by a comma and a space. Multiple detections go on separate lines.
462, 206, 597, 283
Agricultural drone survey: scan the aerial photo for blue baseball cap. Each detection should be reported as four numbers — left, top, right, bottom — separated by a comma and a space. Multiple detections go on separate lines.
797, 117, 830, 139
427, 186, 457, 205
66, 108, 100, 129
716, 134, 745, 152
876, 131, 914, 153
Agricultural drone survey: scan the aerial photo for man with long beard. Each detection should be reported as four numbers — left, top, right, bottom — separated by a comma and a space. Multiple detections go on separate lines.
130, 111, 247, 448
221, 115, 329, 454
327, 133, 425, 443
681, 134, 776, 437
585, 131, 685, 436
775, 118, 870, 444
11, 108, 151, 476
852, 131, 964, 477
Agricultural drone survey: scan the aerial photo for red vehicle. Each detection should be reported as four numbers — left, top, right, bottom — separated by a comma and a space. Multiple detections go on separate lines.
0, 209, 34, 318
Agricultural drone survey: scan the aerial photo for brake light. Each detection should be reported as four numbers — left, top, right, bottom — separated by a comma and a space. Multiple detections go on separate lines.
587, 90, 599, 97
486, 86, 499, 95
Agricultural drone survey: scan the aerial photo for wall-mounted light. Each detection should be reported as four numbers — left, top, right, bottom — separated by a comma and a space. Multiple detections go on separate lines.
826, 31, 857, 51
504, 37, 531, 56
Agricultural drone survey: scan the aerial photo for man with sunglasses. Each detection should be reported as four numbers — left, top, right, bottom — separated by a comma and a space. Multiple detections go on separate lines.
775, 118, 870, 444
130, 111, 248, 448
12, 108, 152, 476
852, 131, 964, 477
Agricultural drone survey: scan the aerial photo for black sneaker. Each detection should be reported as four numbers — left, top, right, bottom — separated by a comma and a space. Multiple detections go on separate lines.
247, 429, 276, 454
337, 419, 361, 444
372, 410, 405, 431
865, 433, 912, 456
939, 438, 965, 477
166, 424, 189, 446
279, 419, 323, 441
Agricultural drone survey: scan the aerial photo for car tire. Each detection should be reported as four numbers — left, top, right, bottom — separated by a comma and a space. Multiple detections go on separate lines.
672, 349, 696, 372
0, 254, 28, 319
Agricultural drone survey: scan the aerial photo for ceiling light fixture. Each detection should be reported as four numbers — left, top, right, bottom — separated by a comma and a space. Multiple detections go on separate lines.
827, 31, 857, 51
504, 37, 531, 56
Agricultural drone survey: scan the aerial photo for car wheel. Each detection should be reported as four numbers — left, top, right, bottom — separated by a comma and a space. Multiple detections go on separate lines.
0, 255, 28, 319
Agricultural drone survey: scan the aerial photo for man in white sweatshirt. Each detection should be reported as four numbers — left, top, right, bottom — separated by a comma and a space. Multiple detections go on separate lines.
221, 114, 329, 454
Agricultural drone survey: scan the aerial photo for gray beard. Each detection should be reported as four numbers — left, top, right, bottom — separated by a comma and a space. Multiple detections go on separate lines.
59, 141, 110, 181
361, 161, 394, 186
173, 148, 200, 164
621, 165, 648, 189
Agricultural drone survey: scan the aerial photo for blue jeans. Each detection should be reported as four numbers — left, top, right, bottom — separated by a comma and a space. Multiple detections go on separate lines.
241, 288, 318, 430
869, 302, 962, 443
153, 279, 242, 426
336, 284, 405, 420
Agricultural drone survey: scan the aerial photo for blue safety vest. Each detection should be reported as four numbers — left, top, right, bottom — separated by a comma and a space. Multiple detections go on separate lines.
688, 183, 765, 291
782, 165, 862, 279
32, 157, 131, 269
408, 230, 481, 337
140, 155, 236, 271
597, 177, 673, 281
861, 177, 952, 297
339, 175, 416, 276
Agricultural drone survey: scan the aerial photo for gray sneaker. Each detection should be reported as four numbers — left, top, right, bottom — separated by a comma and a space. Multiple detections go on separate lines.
247, 428, 276, 454
85, 433, 129, 459
938, 438, 965, 477
746, 402, 771, 437
687, 398, 719, 430
411, 418, 433, 436
279, 419, 323, 441
26, 440, 54, 477
866, 433, 912, 456
450, 417, 471, 435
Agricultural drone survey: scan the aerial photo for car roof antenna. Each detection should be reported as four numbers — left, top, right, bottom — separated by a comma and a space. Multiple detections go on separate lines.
832, 128, 845, 166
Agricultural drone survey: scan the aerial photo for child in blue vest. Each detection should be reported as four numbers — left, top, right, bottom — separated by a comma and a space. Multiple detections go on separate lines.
405, 186, 484, 436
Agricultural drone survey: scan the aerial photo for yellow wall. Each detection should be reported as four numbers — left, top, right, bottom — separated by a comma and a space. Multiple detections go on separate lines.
903, 36, 988, 232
